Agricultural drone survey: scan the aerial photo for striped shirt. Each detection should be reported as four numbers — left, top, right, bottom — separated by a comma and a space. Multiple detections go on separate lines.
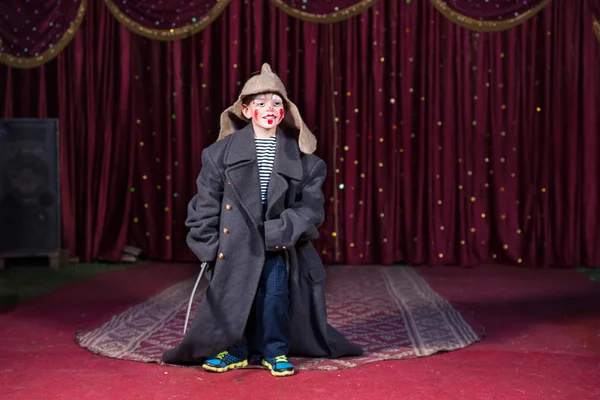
255, 136, 277, 204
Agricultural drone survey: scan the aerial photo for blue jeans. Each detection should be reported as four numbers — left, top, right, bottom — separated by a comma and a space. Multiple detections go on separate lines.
228, 251, 290, 359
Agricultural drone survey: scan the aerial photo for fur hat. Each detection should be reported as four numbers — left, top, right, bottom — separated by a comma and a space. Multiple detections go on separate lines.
218, 63, 317, 154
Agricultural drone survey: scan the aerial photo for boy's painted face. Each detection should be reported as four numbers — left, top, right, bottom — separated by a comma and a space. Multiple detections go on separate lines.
242, 93, 285, 131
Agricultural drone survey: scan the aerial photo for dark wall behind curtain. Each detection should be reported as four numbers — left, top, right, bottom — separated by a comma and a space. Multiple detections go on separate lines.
1, 0, 599, 268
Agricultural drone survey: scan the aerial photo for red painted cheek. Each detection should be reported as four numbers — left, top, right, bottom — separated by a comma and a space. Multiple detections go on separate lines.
279, 109, 285, 121
253, 110, 259, 121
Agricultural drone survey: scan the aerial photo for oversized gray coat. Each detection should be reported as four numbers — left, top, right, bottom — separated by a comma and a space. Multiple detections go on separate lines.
162, 124, 362, 364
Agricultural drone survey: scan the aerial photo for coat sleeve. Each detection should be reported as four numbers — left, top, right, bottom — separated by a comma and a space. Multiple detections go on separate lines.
185, 148, 223, 262
264, 159, 326, 251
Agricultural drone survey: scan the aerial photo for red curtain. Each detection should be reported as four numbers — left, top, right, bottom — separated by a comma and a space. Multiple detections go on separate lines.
270, 0, 380, 21
0, 0, 85, 68
101, 0, 231, 40
1, 0, 599, 267
589, 0, 600, 18
103, 0, 223, 28
329, 0, 600, 267
430, 0, 548, 21
273, 0, 377, 14
1, 3, 140, 261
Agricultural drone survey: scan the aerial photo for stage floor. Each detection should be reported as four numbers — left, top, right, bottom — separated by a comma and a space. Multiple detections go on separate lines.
1, 262, 599, 400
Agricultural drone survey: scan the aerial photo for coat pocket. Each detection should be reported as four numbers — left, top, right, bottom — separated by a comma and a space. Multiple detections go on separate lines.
300, 244, 327, 284
297, 242, 327, 284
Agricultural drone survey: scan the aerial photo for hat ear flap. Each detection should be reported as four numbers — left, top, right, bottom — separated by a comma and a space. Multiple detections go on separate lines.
218, 100, 248, 141
287, 102, 317, 154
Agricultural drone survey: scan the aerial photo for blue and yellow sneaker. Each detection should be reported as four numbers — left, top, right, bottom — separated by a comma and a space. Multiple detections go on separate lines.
202, 351, 248, 373
261, 355, 295, 377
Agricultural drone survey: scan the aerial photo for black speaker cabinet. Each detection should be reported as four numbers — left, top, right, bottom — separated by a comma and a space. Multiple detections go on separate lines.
0, 119, 62, 266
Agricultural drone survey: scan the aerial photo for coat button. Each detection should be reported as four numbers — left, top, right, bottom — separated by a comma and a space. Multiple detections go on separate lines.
218, 253, 224, 259
223, 228, 229, 234
225, 204, 232, 211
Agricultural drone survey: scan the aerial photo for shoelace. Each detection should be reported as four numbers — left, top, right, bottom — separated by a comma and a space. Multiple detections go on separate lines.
274, 355, 288, 364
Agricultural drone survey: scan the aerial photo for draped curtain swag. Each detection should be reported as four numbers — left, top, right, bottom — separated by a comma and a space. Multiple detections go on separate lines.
5, 0, 600, 69
0, 0, 87, 68
102, 0, 232, 40
429, 0, 552, 32
270, 0, 381, 23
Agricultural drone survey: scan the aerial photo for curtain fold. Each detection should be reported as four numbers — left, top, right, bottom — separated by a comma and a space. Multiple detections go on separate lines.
328, 0, 600, 266
429, 0, 551, 32
1, 0, 599, 268
589, 0, 600, 41
0, 0, 86, 68
589, 0, 600, 17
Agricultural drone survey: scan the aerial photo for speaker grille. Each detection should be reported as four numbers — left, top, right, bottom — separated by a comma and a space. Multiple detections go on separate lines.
0, 119, 60, 254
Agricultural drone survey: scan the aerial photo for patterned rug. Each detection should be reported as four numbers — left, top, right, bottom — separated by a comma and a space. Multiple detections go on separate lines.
76, 266, 483, 371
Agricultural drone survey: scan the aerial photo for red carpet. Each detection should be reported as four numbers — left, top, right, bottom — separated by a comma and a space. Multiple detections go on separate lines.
1, 262, 600, 400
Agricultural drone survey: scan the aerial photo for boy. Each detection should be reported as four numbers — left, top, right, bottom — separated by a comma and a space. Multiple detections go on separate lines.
162, 63, 362, 376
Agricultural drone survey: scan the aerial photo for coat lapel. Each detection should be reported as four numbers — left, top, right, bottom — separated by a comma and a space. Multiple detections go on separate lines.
265, 128, 303, 220
224, 125, 263, 229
